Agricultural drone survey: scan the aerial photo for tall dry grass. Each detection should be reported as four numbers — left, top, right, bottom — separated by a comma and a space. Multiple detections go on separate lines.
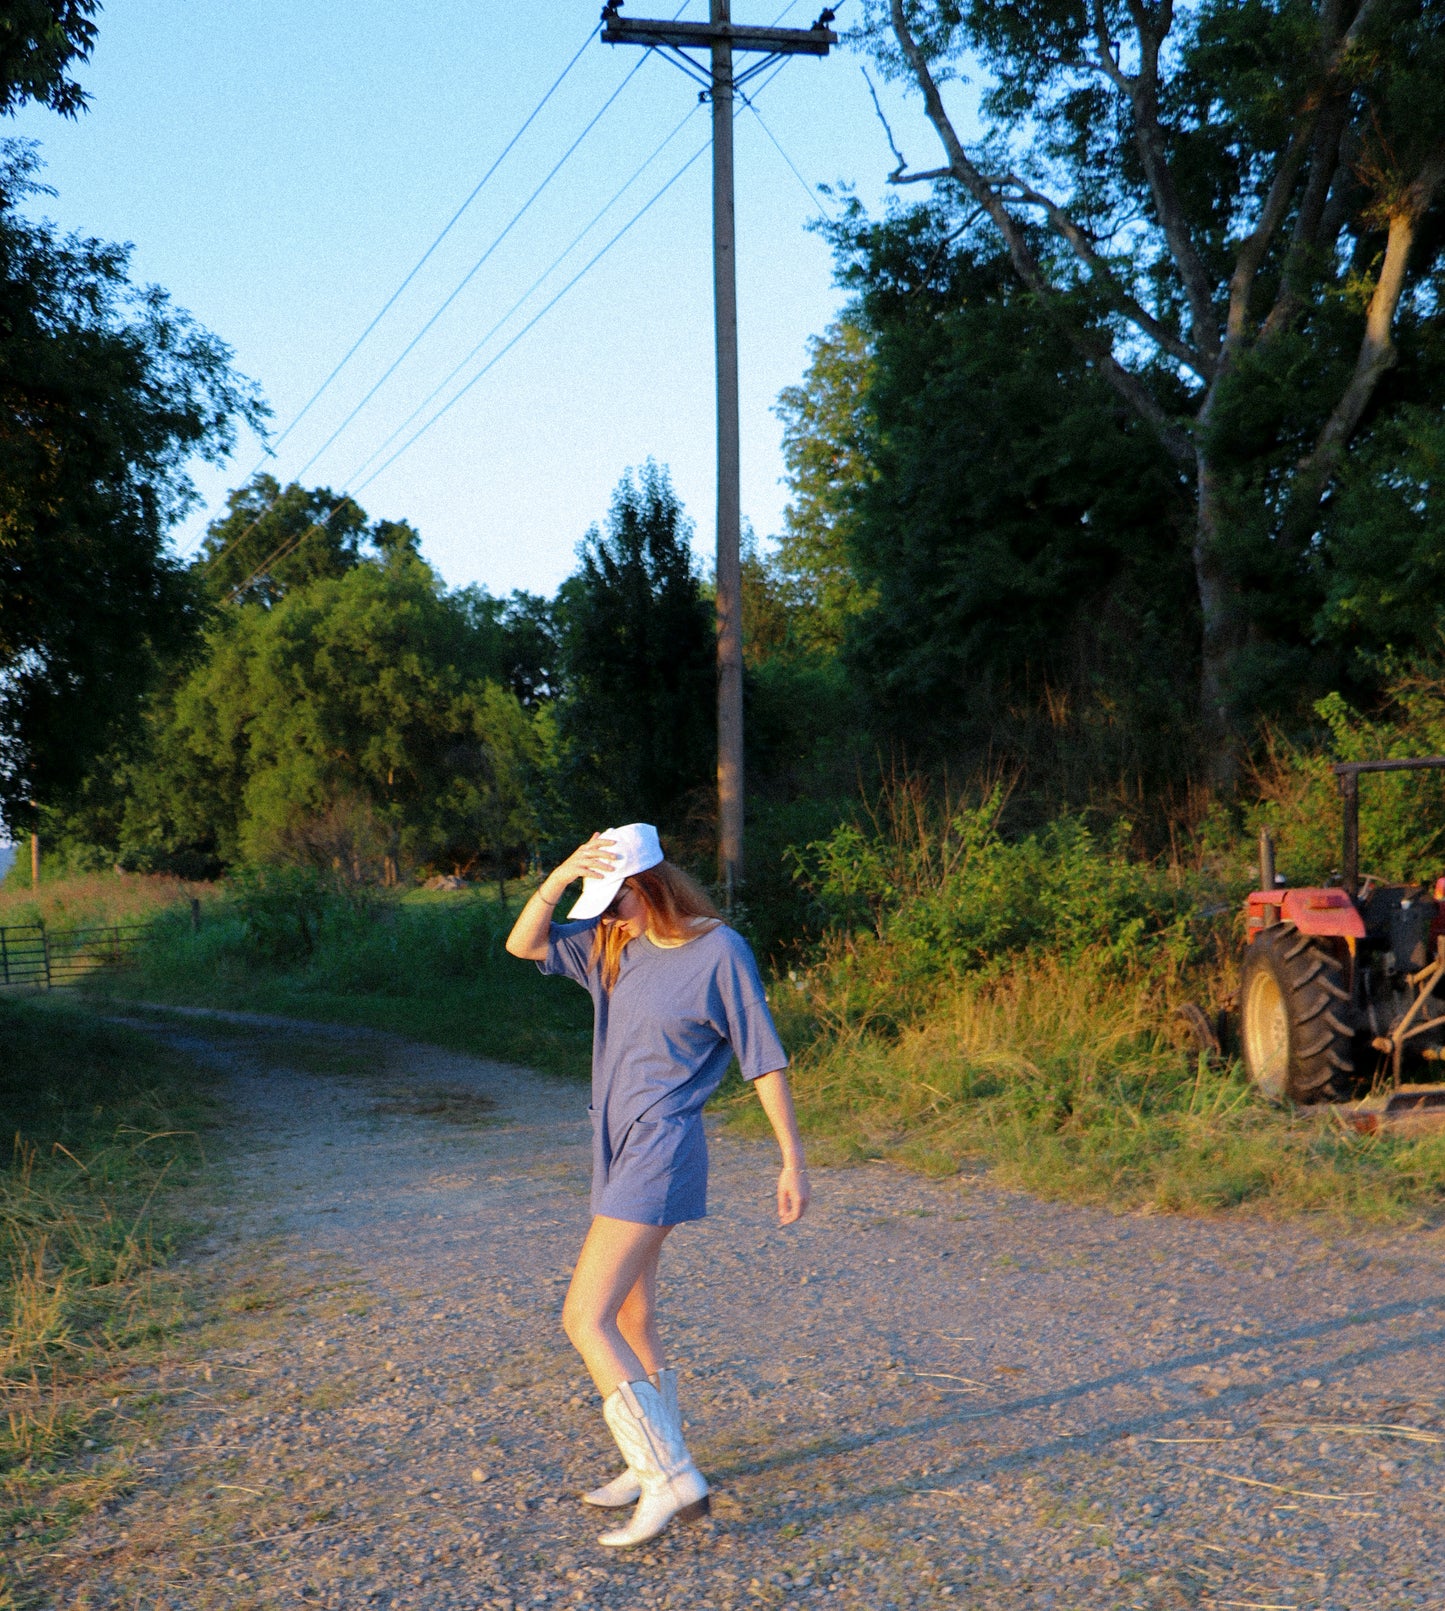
749, 952, 1445, 1219
1, 997, 208, 1552
0, 869, 215, 934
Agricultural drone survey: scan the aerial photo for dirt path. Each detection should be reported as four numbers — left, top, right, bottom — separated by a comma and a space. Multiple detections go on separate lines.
33, 1009, 1445, 1611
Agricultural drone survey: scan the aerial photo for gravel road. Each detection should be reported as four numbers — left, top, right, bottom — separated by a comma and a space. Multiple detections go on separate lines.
32, 1008, 1445, 1611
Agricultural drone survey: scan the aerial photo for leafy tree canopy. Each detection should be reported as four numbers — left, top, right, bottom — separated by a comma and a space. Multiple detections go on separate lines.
773, 317, 878, 653
556, 462, 714, 837
0, 0, 98, 121
860, 0, 1445, 774
116, 545, 543, 881
0, 145, 263, 829
196, 474, 371, 605
779, 206, 1199, 798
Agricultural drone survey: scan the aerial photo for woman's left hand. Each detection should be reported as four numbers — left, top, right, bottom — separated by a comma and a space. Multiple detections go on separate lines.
777, 1165, 810, 1225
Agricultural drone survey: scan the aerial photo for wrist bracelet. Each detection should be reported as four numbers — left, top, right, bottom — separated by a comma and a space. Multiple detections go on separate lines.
537, 893, 560, 908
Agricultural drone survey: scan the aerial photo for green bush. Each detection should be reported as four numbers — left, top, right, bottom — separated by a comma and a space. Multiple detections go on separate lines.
226, 866, 343, 962
1244, 668, 1445, 887
790, 778, 1224, 1035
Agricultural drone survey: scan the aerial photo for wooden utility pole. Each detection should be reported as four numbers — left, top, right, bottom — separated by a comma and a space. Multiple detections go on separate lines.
601, 1, 835, 904
711, 1, 743, 910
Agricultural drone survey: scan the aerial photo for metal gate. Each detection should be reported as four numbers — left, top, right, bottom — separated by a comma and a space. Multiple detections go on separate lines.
0, 921, 151, 989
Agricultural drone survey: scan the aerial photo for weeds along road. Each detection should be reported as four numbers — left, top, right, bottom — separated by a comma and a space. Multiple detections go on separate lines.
35, 1008, 1445, 1611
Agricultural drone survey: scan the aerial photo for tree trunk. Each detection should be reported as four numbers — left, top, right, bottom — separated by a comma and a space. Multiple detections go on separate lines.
1193, 452, 1244, 787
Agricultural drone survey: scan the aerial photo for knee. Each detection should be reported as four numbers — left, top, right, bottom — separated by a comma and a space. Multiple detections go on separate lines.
562, 1291, 600, 1349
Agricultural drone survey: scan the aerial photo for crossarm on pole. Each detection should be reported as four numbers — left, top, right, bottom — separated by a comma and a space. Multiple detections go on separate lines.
602, 18, 836, 54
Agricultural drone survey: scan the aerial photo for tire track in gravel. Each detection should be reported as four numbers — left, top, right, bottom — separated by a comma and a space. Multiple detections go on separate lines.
31, 1007, 1445, 1611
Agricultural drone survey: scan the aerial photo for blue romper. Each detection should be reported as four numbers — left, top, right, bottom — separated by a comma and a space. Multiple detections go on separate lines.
540, 919, 788, 1225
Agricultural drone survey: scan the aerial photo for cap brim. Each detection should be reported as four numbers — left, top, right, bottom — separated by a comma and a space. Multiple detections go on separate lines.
566, 874, 625, 922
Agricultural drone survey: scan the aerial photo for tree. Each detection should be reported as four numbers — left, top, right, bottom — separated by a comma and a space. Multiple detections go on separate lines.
777, 210, 1199, 802
556, 463, 715, 836
0, 1, 99, 122
866, 0, 1445, 775
0, 146, 262, 829
774, 317, 879, 652
117, 546, 542, 881
449, 585, 563, 709
1318, 404, 1445, 653
195, 474, 369, 605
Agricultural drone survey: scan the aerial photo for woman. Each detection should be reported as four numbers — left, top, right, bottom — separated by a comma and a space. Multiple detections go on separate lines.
505, 823, 809, 1549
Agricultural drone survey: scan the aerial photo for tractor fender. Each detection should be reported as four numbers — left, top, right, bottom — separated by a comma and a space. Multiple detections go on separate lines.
1278, 887, 1366, 938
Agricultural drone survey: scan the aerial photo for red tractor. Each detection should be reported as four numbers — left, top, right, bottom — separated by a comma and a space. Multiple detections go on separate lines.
1240, 757, 1445, 1107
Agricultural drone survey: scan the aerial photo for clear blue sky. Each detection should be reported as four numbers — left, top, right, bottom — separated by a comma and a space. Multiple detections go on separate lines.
11, 1, 955, 599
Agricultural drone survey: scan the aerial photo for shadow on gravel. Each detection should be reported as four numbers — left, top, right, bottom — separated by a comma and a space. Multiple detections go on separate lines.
724, 1294, 1445, 1528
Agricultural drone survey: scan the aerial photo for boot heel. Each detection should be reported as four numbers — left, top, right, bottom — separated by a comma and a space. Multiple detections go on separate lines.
677, 1495, 711, 1522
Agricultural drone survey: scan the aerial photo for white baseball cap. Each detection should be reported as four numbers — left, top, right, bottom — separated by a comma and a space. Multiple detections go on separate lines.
567, 822, 665, 920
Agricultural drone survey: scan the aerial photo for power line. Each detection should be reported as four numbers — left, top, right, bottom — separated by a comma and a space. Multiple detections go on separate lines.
211, 7, 821, 600
344, 102, 703, 490
199, 33, 654, 580
287, 48, 657, 489
355, 139, 710, 493
205, 20, 602, 545
346, 50, 809, 490
235, 66, 804, 596
741, 93, 834, 219
223, 137, 711, 603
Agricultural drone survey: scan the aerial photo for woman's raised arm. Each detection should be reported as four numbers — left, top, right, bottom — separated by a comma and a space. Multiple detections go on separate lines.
505, 834, 617, 961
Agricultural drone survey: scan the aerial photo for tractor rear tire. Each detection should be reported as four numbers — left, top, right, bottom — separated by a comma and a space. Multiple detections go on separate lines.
1240, 923, 1355, 1104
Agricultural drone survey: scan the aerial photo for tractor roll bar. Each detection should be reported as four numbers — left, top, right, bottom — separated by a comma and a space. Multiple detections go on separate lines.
1332, 757, 1445, 896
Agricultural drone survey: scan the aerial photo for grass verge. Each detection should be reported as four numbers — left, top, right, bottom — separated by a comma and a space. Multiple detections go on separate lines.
93, 884, 592, 1080
69, 851, 1445, 1223
1, 994, 212, 1598
736, 949, 1445, 1222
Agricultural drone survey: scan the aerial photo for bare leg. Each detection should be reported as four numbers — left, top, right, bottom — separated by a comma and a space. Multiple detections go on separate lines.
616, 1248, 664, 1377
562, 1216, 672, 1397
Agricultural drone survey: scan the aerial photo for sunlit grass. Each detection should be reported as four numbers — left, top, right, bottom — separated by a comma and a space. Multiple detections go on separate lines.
738, 949, 1445, 1221
0, 868, 216, 934
96, 885, 593, 1080
0, 996, 209, 1551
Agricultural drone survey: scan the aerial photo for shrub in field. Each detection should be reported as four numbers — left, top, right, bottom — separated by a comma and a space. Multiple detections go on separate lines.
143, 877, 508, 988
225, 866, 344, 962
790, 778, 1224, 1035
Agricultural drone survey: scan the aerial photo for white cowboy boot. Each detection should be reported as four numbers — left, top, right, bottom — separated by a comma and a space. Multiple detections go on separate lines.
596, 1378, 709, 1548
581, 1368, 677, 1508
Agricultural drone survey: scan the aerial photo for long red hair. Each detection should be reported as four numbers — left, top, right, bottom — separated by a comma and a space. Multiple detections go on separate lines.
591, 860, 722, 991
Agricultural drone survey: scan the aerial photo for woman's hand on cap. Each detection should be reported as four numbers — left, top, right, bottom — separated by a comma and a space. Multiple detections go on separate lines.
554, 834, 618, 887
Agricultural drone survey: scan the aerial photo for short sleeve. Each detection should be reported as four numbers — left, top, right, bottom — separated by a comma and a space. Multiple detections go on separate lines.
538, 917, 599, 989
714, 932, 788, 1081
